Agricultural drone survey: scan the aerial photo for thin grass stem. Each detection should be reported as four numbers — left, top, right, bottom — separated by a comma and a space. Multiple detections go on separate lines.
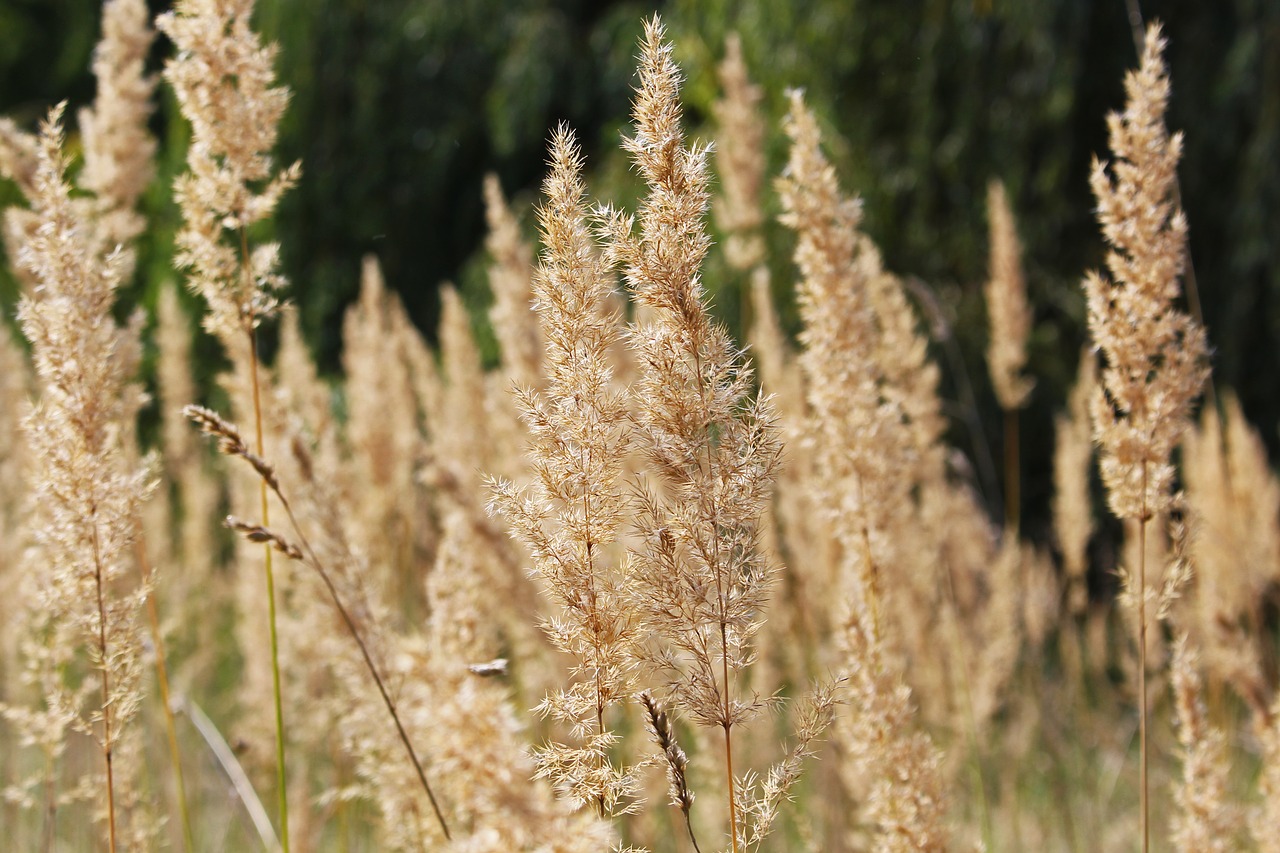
722, 689, 738, 853
242, 224, 290, 853
248, 331, 289, 853
134, 538, 194, 853
263, 475, 453, 841
184, 402, 452, 839
91, 524, 118, 853
1138, 464, 1149, 853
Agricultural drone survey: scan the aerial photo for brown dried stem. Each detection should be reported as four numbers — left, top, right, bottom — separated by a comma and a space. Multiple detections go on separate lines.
187, 406, 452, 841
92, 526, 118, 853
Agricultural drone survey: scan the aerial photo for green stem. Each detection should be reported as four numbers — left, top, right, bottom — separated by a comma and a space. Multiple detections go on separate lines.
249, 329, 290, 853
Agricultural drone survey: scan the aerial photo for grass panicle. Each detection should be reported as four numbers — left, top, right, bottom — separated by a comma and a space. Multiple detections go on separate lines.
598, 17, 786, 852
14, 104, 156, 853
1084, 23, 1209, 852
984, 179, 1034, 532
488, 125, 642, 817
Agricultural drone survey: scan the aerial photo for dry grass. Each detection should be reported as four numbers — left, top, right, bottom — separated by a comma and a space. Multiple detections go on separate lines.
1, 6, 1278, 853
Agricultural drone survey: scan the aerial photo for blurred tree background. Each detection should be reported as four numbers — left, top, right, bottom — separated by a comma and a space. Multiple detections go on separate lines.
0, 0, 1276, 539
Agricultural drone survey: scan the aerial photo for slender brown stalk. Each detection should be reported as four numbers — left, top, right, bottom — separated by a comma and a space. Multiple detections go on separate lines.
186, 405, 451, 841
722, 646, 739, 853
269, 497, 451, 842
246, 297, 290, 853
1138, 468, 1149, 853
92, 527, 118, 853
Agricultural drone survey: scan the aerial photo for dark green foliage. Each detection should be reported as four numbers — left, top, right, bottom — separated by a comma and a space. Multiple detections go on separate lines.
254, 0, 658, 369
659, 0, 1280, 534
0, 0, 1276, 535
0, 0, 102, 118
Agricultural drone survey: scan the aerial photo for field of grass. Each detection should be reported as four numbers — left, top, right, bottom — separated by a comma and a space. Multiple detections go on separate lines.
0, 2, 1276, 851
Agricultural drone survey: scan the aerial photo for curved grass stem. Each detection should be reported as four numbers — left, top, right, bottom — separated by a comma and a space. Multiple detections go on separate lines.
271, 487, 452, 841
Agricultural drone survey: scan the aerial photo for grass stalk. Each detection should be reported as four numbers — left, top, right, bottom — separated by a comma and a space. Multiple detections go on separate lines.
722, 645, 739, 853
269, 488, 453, 841
186, 402, 453, 840
584, 468, 608, 820
242, 225, 290, 853
91, 525, 118, 853
134, 538, 195, 853
1138, 465, 1149, 853
693, 335, 742, 853
248, 330, 290, 853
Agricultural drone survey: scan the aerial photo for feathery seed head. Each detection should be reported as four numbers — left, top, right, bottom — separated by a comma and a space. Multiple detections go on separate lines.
1053, 349, 1097, 611
159, 0, 300, 340
984, 180, 1034, 410
1085, 23, 1209, 521
14, 104, 154, 840
1169, 636, 1240, 853
484, 174, 543, 390
488, 123, 642, 816
609, 17, 782, 750
713, 33, 767, 271
78, 0, 158, 248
